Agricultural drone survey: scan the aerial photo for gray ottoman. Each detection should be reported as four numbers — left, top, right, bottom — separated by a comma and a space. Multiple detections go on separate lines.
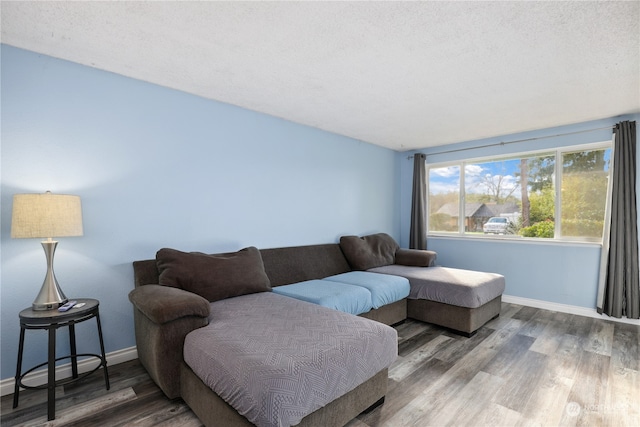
368, 265, 505, 336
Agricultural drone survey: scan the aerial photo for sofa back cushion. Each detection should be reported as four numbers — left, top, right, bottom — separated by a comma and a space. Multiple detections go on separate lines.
156, 246, 271, 302
339, 233, 399, 270
260, 244, 351, 287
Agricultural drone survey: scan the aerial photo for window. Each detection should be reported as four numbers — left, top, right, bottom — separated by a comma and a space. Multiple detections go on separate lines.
560, 149, 611, 239
427, 142, 612, 241
428, 165, 460, 233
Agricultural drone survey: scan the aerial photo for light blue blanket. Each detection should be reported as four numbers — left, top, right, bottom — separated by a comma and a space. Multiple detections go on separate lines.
324, 271, 410, 309
272, 279, 373, 315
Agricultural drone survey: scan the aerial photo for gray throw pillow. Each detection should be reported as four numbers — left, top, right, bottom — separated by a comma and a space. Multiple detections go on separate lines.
339, 233, 400, 270
156, 246, 271, 302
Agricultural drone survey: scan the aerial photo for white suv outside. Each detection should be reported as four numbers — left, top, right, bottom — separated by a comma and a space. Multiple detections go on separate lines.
483, 217, 509, 234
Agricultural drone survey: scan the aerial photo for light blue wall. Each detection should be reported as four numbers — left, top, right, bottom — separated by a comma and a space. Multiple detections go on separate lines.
399, 115, 640, 309
0, 45, 400, 380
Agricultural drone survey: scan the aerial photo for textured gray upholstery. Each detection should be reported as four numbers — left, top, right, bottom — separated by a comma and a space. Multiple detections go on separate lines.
260, 244, 351, 286
369, 265, 505, 308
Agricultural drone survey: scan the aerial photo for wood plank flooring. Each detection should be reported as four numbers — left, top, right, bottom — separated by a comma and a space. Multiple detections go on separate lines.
1, 302, 638, 426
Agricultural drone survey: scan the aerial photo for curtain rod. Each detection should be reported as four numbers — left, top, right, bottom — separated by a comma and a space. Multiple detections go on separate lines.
407, 125, 615, 159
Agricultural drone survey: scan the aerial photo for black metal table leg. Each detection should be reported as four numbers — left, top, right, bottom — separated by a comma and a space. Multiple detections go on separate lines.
12, 327, 26, 409
69, 323, 78, 379
95, 313, 110, 390
47, 325, 56, 421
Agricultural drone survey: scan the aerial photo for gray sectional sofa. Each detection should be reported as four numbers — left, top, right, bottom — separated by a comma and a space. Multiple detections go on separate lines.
129, 233, 505, 427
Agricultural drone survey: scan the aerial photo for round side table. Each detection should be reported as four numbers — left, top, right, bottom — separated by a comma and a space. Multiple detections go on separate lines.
12, 298, 110, 421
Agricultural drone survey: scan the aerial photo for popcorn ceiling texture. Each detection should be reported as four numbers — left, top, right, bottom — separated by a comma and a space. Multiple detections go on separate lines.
2, 1, 638, 151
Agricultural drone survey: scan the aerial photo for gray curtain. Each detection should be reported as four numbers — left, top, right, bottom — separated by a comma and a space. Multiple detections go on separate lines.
410, 153, 427, 249
598, 121, 639, 319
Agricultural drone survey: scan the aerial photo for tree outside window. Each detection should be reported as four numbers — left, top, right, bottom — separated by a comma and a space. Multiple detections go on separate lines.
560, 149, 610, 238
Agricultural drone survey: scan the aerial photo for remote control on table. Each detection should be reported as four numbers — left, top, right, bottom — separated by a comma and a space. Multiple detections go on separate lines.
58, 300, 77, 312
74, 302, 86, 308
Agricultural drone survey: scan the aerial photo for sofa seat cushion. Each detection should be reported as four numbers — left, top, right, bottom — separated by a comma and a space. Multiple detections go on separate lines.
368, 265, 505, 309
272, 280, 373, 315
184, 292, 397, 427
324, 271, 410, 309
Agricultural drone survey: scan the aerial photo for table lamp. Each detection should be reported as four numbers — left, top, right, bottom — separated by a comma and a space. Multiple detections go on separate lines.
11, 191, 84, 310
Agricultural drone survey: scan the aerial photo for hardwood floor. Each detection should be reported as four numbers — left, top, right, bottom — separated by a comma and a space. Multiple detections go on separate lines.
2, 302, 638, 426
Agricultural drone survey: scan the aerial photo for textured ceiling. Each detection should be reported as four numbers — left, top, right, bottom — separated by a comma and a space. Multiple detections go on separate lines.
2, 1, 639, 151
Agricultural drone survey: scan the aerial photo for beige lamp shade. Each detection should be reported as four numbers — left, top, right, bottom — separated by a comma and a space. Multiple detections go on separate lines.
11, 192, 83, 239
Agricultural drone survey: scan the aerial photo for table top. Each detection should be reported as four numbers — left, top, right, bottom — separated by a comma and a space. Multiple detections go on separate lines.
19, 298, 99, 325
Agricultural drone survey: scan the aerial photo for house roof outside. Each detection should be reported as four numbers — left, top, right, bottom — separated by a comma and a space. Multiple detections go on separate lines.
436, 202, 519, 218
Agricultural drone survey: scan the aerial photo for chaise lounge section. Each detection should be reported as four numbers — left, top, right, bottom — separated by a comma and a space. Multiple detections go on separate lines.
338, 233, 505, 336
369, 264, 505, 336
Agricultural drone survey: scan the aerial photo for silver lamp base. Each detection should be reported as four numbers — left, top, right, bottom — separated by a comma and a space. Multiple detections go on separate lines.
32, 240, 68, 311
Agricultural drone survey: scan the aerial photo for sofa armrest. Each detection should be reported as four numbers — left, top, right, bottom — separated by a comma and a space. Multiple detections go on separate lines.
128, 285, 210, 399
129, 284, 210, 324
395, 248, 437, 267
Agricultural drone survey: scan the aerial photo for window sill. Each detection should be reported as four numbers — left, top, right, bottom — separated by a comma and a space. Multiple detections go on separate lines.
427, 233, 603, 248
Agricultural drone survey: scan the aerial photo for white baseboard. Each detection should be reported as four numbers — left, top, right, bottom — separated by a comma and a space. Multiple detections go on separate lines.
0, 346, 138, 397
502, 294, 640, 326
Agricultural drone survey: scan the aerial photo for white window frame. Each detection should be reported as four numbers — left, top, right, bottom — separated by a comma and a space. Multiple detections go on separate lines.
426, 140, 613, 243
